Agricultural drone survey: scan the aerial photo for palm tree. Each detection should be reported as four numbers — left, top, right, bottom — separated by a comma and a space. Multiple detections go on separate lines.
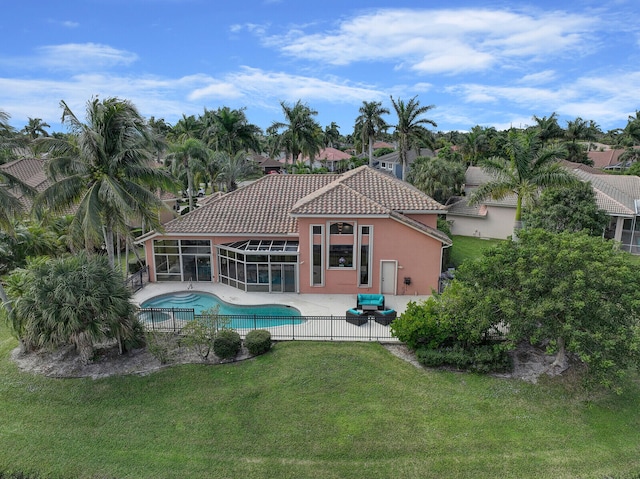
564, 117, 599, 164
390, 96, 437, 180
270, 100, 322, 165
323, 122, 341, 149
213, 151, 260, 191
469, 129, 574, 237
166, 138, 210, 211
406, 156, 465, 204
5, 253, 140, 357
35, 97, 176, 268
21, 118, 51, 139
201, 106, 261, 155
356, 101, 389, 167
460, 125, 490, 165
532, 113, 564, 146
169, 114, 202, 143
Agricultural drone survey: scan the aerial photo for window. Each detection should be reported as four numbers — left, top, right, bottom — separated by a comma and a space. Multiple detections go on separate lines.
328, 221, 355, 269
311, 224, 324, 285
358, 225, 372, 287
329, 245, 353, 267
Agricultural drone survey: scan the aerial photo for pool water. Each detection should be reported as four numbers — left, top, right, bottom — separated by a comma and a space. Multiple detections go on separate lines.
139, 291, 304, 328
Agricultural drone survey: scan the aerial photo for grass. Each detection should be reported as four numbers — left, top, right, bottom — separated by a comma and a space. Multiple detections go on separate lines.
0, 326, 639, 479
449, 235, 504, 267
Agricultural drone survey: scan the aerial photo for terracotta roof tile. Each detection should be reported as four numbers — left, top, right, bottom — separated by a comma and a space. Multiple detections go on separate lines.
157, 166, 447, 239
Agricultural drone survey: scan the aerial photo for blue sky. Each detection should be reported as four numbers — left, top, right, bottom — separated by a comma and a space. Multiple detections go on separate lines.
2, 0, 640, 136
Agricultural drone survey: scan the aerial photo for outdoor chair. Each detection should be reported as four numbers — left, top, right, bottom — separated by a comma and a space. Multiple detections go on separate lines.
346, 308, 368, 326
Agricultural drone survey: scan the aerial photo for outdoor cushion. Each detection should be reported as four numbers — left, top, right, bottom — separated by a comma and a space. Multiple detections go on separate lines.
357, 294, 385, 310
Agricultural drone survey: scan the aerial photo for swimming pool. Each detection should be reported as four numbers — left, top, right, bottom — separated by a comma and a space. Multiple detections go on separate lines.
139, 291, 304, 328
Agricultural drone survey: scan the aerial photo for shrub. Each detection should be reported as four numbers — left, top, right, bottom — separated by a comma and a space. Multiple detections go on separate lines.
390, 299, 452, 350
415, 343, 511, 373
181, 306, 227, 360
245, 329, 272, 356
146, 331, 180, 364
213, 329, 242, 359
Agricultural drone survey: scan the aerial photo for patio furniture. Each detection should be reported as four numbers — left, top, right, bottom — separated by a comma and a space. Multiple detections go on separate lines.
356, 294, 385, 311
346, 308, 368, 326
373, 309, 397, 326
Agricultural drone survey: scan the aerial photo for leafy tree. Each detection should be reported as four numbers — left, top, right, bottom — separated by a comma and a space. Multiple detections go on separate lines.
469, 129, 574, 236
35, 98, 176, 268
356, 101, 389, 167
437, 229, 640, 391
522, 181, 608, 235
5, 253, 143, 360
390, 96, 437, 180
406, 156, 465, 203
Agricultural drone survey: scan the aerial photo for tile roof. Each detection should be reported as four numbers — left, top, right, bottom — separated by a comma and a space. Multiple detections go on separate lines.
150, 166, 448, 243
0, 158, 51, 208
571, 169, 640, 216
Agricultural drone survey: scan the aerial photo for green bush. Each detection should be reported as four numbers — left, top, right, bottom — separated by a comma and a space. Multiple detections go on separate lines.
390, 299, 452, 349
213, 329, 242, 359
245, 329, 272, 356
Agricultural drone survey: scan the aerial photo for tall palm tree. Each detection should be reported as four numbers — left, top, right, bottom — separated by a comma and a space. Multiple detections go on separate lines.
201, 106, 261, 155
469, 129, 574, 237
35, 97, 176, 268
21, 118, 51, 139
390, 96, 437, 180
270, 100, 322, 165
356, 101, 389, 167
166, 138, 210, 211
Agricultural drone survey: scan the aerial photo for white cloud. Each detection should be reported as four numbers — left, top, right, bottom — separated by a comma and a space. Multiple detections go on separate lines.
263, 8, 596, 75
35, 43, 138, 71
518, 70, 557, 85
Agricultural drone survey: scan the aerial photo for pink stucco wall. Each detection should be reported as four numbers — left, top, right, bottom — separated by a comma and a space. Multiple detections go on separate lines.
297, 215, 443, 296
143, 214, 445, 296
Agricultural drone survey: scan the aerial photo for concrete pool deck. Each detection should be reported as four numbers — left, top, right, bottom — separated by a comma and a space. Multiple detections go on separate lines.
134, 282, 431, 317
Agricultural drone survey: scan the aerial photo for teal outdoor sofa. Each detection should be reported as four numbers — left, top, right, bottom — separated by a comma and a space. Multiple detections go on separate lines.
356, 294, 385, 310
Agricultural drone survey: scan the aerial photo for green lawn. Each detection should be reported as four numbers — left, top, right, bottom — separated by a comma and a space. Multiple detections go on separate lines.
449, 235, 504, 267
0, 326, 639, 479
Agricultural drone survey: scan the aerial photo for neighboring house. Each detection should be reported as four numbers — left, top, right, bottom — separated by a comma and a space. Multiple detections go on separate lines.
137, 166, 451, 295
374, 148, 435, 178
447, 162, 640, 253
0, 157, 51, 208
587, 149, 627, 170
298, 147, 352, 172
445, 166, 516, 240
252, 154, 283, 175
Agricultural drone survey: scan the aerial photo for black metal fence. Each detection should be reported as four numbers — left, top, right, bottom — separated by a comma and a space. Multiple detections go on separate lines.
138, 307, 397, 342
125, 266, 149, 293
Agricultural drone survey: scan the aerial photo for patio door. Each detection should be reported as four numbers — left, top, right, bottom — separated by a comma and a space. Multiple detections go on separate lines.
270, 263, 297, 292
380, 260, 397, 295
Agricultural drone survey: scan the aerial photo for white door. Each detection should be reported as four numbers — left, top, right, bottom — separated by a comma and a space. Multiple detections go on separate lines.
380, 260, 397, 295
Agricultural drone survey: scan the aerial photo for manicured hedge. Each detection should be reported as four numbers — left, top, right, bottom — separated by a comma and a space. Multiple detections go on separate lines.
245, 329, 272, 356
